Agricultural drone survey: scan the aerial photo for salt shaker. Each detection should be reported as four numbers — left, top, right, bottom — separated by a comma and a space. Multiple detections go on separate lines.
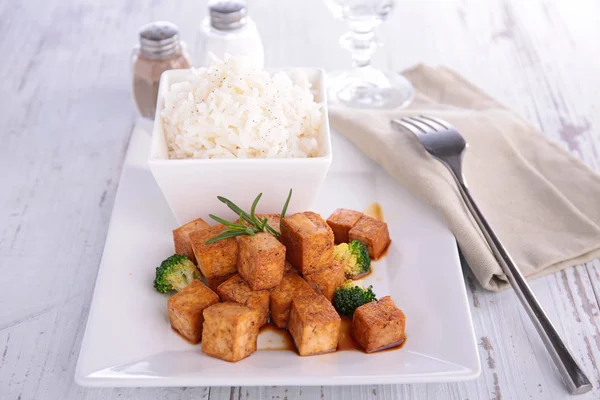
196, 0, 265, 68
132, 21, 192, 119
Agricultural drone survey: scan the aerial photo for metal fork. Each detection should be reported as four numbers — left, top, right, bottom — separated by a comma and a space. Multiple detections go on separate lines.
392, 115, 592, 395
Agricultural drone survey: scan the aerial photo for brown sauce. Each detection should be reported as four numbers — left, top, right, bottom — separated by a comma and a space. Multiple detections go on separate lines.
350, 269, 372, 280
171, 322, 405, 354
364, 202, 384, 221
376, 336, 407, 353
258, 323, 295, 351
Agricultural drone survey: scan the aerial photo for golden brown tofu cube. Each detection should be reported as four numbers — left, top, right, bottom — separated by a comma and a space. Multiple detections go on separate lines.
284, 260, 298, 274
270, 272, 315, 328
189, 225, 238, 278
280, 212, 334, 275
303, 260, 345, 301
217, 274, 270, 327
201, 302, 260, 362
167, 280, 219, 344
243, 214, 281, 234
206, 273, 235, 292
173, 218, 210, 264
326, 209, 363, 244
348, 215, 391, 259
352, 296, 406, 353
237, 232, 285, 290
288, 294, 341, 356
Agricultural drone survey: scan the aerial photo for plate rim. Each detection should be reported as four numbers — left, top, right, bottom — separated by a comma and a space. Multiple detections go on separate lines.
74, 124, 481, 387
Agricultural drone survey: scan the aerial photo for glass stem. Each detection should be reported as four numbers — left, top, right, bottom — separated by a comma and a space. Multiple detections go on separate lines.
340, 27, 381, 69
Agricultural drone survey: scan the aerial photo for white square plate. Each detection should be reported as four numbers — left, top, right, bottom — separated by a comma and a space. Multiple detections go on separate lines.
75, 121, 480, 387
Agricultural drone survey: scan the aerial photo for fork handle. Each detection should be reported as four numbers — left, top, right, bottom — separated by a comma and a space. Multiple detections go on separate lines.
451, 172, 592, 395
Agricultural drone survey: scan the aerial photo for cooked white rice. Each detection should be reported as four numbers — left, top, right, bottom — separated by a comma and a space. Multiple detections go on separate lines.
161, 55, 322, 159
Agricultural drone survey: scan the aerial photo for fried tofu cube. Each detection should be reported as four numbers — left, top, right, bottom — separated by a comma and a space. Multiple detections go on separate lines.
288, 294, 341, 356
167, 280, 219, 344
189, 225, 238, 278
237, 232, 285, 290
259, 214, 281, 234
173, 218, 210, 264
206, 273, 235, 292
348, 215, 391, 259
303, 260, 345, 301
270, 272, 315, 328
217, 274, 270, 327
243, 214, 281, 234
326, 209, 363, 244
280, 212, 334, 275
201, 302, 260, 362
284, 260, 297, 274
352, 296, 406, 353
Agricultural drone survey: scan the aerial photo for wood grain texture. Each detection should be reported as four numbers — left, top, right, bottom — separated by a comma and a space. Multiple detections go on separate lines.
1, 0, 599, 399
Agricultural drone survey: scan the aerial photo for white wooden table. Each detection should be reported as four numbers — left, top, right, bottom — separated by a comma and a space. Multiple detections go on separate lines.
2, 0, 600, 399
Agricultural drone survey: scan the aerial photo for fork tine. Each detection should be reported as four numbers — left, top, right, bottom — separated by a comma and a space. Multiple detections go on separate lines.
405, 116, 436, 134
419, 115, 453, 130
410, 116, 441, 132
391, 118, 425, 135
390, 119, 405, 131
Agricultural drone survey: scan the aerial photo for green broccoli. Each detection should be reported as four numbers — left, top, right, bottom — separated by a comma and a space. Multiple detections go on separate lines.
332, 280, 377, 318
153, 254, 201, 294
333, 240, 371, 279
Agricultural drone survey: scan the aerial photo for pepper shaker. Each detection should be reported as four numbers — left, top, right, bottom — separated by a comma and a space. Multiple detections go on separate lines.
131, 21, 192, 119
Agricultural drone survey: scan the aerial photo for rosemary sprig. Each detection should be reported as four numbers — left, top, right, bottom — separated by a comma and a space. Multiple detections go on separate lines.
264, 223, 279, 236
208, 214, 247, 230
204, 229, 250, 244
216, 196, 256, 226
205, 189, 293, 244
280, 188, 292, 233
260, 217, 269, 230
250, 193, 262, 222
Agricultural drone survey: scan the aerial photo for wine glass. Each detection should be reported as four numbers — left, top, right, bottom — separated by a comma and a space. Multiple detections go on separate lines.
324, 0, 413, 109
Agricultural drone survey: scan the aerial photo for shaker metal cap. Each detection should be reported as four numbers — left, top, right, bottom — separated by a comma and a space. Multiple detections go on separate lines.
138, 21, 182, 59
209, 1, 248, 30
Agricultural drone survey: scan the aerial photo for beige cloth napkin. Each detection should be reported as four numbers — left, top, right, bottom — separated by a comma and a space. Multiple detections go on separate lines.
329, 64, 600, 291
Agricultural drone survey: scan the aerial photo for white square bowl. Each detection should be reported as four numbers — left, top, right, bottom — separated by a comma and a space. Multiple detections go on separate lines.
148, 68, 332, 224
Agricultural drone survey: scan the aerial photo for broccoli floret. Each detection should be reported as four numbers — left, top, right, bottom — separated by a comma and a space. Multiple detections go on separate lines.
332, 280, 377, 318
333, 240, 371, 279
153, 254, 201, 293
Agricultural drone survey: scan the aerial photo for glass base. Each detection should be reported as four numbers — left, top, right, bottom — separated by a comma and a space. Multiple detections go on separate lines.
327, 66, 414, 109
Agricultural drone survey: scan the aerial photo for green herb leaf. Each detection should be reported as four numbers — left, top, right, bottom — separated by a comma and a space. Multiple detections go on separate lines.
205, 230, 247, 244
265, 223, 279, 237
250, 193, 262, 223
280, 188, 292, 233
209, 214, 246, 230
217, 196, 255, 225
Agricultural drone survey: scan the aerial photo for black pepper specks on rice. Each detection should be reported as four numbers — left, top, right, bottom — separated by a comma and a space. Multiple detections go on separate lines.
161, 55, 321, 159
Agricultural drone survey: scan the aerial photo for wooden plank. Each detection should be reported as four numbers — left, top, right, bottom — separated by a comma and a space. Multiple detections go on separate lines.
1, 0, 599, 399
383, 1, 600, 399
